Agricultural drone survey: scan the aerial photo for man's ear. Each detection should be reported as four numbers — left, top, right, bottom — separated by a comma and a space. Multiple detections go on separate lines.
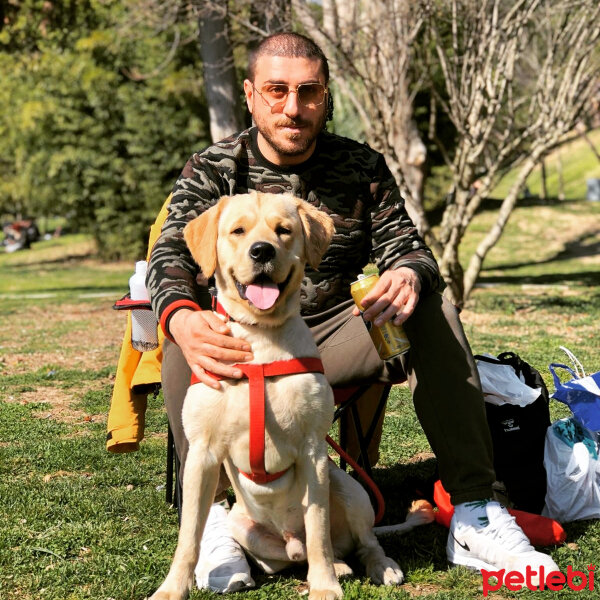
243, 79, 254, 115
183, 198, 229, 277
297, 200, 335, 270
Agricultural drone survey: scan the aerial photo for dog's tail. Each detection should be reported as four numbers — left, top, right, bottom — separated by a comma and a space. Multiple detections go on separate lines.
372, 499, 435, 536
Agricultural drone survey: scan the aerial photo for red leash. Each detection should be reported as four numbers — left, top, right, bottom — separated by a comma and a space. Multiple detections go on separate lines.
325, 435, 385, 524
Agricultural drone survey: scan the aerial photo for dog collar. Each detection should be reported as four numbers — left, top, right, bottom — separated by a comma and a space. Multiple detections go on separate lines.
190, 357, 325, 484
210, 287, 233, 321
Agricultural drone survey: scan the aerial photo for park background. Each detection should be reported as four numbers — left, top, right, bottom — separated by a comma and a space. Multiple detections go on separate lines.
1, 1, 599, 599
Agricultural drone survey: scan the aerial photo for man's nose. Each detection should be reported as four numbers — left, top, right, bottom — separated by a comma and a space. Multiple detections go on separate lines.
282, 90, 301, 117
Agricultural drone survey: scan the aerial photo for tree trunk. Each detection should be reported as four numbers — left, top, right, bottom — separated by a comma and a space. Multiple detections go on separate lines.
462, 153, 540, 301
437, 184, 473, 307
556, 150, 564, 201
440, 251, 465, 308
199, 5, 244, 142
540, 158, 547, 202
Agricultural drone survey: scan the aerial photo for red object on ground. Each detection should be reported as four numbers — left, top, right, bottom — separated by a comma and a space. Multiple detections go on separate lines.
433, 480, 567, 546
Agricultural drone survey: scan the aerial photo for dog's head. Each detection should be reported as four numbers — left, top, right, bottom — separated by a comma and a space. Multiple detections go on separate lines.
184, 191, 334, 325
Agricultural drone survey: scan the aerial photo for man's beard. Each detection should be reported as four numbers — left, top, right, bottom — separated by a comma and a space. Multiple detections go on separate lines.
259, 113, 327, 157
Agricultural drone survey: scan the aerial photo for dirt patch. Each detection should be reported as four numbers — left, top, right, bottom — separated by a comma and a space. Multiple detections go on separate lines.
1, 302, 125, 374
403, 583, 446, 597
13, 386, 107, 425
407, 451, 436, 464
0, 298, 130, 432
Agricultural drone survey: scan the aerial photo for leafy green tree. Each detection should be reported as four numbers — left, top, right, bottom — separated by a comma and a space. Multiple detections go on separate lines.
0, 0, 210, 259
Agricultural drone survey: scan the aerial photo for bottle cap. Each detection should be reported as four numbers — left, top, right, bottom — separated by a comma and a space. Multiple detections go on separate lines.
135, 261, 147, 276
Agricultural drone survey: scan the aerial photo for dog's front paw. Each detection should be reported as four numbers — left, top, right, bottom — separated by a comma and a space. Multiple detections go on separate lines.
366, 556, 404, 586
148, 582, 190, 600
148, 592, 184, 600
308, 583, 343, 600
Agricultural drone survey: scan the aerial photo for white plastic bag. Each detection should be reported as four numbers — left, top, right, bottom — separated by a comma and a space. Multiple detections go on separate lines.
476, 355, 541, 407
542, 418, 600, 522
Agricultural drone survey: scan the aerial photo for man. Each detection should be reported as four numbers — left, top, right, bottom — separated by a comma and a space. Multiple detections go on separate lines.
147, 32, 558, 593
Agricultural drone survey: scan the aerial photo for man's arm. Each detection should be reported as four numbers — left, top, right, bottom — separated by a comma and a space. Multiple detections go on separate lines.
355, 155, 442, 326
146, 150, 253, 385
146, 154, 223, 336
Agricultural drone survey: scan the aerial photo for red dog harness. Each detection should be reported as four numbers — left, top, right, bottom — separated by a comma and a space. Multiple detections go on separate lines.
191, 357, 325, 484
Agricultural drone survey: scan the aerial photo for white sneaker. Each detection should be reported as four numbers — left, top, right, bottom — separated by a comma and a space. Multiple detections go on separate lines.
195, 503, 255, 593
447, 502, 559, 584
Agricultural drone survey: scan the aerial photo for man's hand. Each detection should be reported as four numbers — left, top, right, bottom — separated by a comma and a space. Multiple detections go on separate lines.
169, 309, 253, 390
352, 267, 421, 326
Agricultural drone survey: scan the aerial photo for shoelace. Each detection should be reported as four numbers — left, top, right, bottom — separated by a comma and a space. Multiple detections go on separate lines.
483, 511, 533, 553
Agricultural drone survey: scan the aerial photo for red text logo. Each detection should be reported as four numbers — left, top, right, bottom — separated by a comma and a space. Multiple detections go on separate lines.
482, 565, 595, 596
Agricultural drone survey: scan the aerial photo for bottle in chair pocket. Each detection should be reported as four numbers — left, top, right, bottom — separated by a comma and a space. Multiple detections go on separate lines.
129, 261, 159, 352
350, 273, 410, 360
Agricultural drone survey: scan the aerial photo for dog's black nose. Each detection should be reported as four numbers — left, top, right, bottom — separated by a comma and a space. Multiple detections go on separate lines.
249, 241, 276, 263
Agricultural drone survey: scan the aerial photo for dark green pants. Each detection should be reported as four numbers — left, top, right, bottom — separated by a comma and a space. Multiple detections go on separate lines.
163, 292, 495, 505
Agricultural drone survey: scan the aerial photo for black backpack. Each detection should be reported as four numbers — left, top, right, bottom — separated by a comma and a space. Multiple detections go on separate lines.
475, 352, 551, 514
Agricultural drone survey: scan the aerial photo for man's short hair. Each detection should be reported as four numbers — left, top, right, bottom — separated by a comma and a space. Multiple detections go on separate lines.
248, 32, 329, 84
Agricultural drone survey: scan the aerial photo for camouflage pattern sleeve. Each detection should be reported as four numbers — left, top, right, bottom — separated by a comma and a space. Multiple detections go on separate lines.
146, 149, 230, 334
369, 155, 442, 295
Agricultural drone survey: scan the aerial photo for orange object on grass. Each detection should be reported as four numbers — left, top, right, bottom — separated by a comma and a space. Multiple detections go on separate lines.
433, 480, 566, 546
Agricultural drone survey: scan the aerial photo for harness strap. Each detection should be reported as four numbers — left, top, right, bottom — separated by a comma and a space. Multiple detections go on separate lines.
190, 357, 325, 484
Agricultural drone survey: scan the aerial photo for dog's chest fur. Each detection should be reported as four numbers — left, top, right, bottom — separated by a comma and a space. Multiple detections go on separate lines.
182, 315, 334, 479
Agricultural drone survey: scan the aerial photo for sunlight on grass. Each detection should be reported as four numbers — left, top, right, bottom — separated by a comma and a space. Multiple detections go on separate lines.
492, 128, 600, 200
0, 233, 133, 296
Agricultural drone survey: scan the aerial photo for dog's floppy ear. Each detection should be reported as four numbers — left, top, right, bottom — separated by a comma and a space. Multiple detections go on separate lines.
183, 198, 229, 277
297, 200, 335, 270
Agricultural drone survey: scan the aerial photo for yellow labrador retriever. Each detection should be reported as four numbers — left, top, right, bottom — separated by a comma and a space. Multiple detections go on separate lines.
150, 191, 426, 600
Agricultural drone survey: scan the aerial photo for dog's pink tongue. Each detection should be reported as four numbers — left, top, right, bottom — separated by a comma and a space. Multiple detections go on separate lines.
245, 281, 280, 310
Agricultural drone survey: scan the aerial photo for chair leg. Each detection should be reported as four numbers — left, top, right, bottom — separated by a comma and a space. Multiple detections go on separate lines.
166, 423, 183, 524
166, 425, 174, 505
174, 448, 182, 524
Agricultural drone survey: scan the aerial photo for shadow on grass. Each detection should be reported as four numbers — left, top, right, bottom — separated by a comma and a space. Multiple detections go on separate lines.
477, 269, 600, 287
471, 291, 600, 318
426, 195, 578, 227
482, 230, 600, 272
371, 458, 439, 522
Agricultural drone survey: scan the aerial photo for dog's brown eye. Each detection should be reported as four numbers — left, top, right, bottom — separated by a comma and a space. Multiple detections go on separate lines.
232, 227, 245, 235
276, 225, 291, 236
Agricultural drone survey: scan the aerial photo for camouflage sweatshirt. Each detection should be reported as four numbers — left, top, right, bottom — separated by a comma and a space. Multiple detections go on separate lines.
147, 127, 442, 336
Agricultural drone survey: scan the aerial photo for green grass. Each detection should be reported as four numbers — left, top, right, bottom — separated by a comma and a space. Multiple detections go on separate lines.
0, 234, 132, 298
491, 129, 600, 200
1, 201, 599, 599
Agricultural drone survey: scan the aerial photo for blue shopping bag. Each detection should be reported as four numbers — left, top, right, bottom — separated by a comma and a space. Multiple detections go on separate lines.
549, 363, 600, 433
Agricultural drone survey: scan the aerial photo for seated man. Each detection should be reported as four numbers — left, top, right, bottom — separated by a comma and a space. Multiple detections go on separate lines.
147, 31, 559, 593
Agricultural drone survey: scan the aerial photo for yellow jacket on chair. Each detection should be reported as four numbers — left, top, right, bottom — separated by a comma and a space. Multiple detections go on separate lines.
106, 195, 171, 453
